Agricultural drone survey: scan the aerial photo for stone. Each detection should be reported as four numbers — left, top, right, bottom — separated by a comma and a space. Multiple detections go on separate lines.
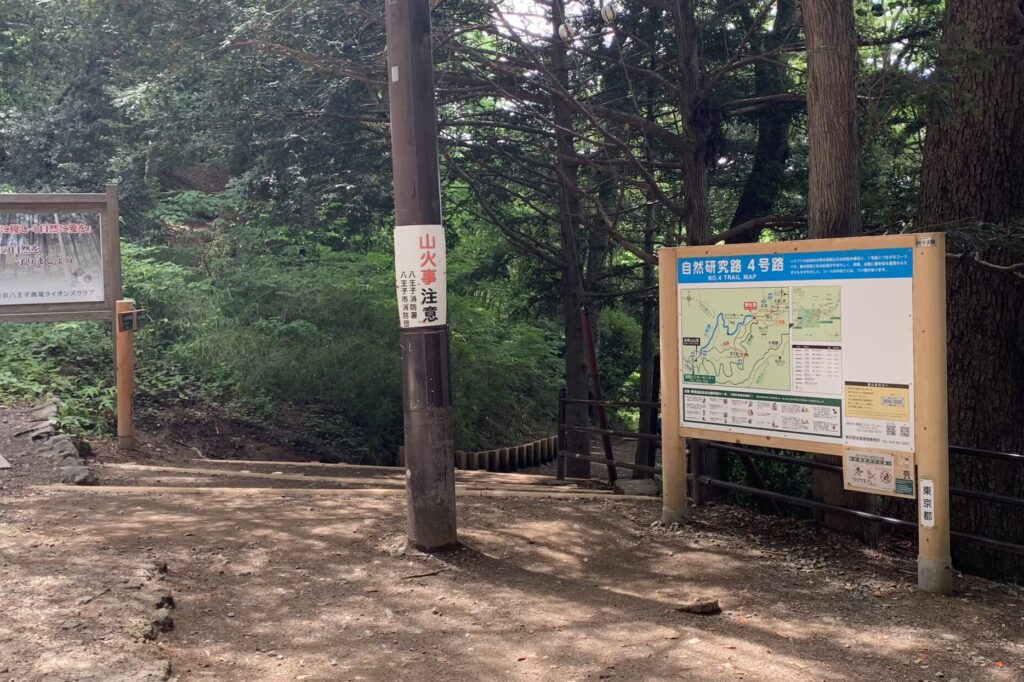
29, 422, 56, 441
140, 589, 175, 610
107, 660, 172, 682
61, 465, 98, 486
674, 597, 722, 615
59, 456, 85, 469
125, 617, 158, 641
613, 479, 660, 497
29, 403, 58, 421
48, 434, 75, 449
153, 608, 175, 632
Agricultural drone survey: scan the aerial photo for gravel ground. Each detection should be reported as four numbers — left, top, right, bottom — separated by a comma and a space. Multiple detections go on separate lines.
2, 411, 1023, 681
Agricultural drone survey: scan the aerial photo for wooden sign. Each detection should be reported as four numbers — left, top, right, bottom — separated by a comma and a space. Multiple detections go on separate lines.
0, 186, 120, 323
658, 233, 952, 593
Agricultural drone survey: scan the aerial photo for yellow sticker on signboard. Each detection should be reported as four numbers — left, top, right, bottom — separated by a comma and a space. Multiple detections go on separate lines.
844, 382, 910, 422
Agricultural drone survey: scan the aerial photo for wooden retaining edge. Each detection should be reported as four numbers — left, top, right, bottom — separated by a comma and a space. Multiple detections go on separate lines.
102, 463, 610, 495
191, 459, 582, 484
456, 435, 559, 473
29, 484, 655, 501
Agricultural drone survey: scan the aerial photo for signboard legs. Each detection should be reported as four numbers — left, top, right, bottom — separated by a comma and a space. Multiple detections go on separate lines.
658, 249, 687, 523
913, 235, 952, 594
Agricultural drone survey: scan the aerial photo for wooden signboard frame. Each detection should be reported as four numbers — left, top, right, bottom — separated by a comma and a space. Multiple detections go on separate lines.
658, 233, 951, 594
0, 185, 121, 323
0, 185, 136, 449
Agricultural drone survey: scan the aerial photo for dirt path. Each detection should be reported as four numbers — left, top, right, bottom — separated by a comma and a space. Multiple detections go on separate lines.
2, 429, 1023, 680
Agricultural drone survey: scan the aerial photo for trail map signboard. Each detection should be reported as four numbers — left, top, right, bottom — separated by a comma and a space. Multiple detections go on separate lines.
657, 233, 953, 594
676, 246, 915, 454
0, 187, 120, 323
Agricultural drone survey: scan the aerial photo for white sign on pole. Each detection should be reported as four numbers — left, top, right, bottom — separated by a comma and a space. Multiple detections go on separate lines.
919, 478, 936, 528
394, 224, 446, 328
677, 248, 915, 452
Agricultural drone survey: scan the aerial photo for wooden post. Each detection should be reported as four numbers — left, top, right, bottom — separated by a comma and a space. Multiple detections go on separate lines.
556, 389, 567, 480
691, 441, 705, 506
914, 233, 952, 594
455, 451, 466, 470
657, 249, 687, 523
115, 299, 136, 450
385, 0, 457, 551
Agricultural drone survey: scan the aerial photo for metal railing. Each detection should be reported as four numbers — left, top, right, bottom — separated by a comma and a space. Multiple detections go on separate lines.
555, 394, 1024, 556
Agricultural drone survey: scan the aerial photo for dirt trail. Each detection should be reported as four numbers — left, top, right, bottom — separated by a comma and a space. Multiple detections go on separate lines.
2, 426, 1023, 681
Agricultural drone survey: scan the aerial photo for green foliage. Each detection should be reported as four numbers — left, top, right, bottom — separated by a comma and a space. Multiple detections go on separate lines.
0, 237, 561, 454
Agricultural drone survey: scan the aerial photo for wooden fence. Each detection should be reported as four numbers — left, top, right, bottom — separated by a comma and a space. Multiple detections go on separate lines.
400, 437, 558, 472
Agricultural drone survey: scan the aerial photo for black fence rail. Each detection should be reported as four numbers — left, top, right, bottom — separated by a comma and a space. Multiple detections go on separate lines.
556, 395, 1024, 556
556, 393, 661, 482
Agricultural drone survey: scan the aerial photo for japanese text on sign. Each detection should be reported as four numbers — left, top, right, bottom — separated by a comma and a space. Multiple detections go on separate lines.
0, 213, 105, 306
394, 225, 447, 328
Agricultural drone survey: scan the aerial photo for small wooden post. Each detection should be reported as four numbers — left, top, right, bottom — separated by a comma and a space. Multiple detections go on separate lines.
467, 451, 479, 471
115, 299, 136, 450
455, 451, 467, 470
556, 389, 567, 480
914, 233, 952, 594
657, 249, 687, 523
499, 448, 510, 472
691, 441, 705, 506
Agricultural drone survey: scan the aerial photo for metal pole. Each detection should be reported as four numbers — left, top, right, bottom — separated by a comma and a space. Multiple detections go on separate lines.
385, 0, 457, 551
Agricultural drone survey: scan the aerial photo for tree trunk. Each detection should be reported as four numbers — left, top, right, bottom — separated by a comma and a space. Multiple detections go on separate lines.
730, 0, 796, 236
552, 0, 590, 478
802, 0, 874, 540
916, 0, 1024, 580
802, 0, 861, 236
635, 63, 659, 477
672, 0, 711, 245
672, 0, 717, 489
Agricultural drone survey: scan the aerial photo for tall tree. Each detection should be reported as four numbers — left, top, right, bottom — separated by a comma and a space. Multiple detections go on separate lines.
917, 0, 1024, 580
801, 0, 872, 537
803, 0, 862, 237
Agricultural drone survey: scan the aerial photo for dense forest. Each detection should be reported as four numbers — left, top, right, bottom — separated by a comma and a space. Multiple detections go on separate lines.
0, 0, 1021, 576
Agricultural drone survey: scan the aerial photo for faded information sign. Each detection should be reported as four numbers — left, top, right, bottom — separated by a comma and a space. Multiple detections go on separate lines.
0, 212, 104, 305
677, 248, 915, 452
843, 450, 916, 498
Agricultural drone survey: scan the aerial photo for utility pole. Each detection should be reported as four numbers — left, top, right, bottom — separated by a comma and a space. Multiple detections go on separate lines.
385, 0, 458, 550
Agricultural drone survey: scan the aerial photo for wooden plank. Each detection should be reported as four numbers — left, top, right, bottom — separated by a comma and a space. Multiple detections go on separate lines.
189, 458, 577, 483
658, 247, 687, 523
104, 463, 609, 494
0, 192, 108, 206
912, 233, 952, 594
30, 484, 650, 501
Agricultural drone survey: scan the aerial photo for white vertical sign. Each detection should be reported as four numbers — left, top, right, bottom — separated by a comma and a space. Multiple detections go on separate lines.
394, 224, 446, 328
919, 478, 935, 528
